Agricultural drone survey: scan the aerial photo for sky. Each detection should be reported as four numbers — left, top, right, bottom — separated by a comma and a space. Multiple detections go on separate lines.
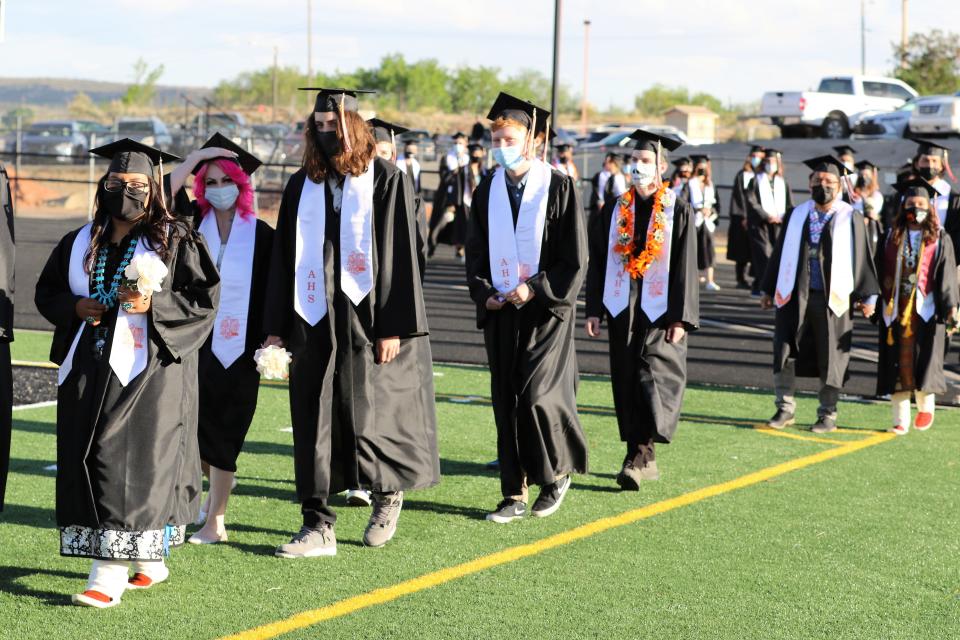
1, 0, 957, 109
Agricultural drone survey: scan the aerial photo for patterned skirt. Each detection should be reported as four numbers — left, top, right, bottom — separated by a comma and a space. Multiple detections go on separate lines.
60, 524, 186, 561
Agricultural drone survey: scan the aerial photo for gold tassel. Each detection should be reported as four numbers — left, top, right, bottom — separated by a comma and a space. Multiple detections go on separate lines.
886, 326, 894, 346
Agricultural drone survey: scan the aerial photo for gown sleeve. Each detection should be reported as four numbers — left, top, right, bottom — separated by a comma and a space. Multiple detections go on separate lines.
464, 177, 499, 328
262, 173, 301, 340
662, 198, 700, 330
0, 164, 13, 342
585, 199, 615, 321
762, 207, 795, 296
149, 226, 220, 360
935, 232, 959, 319
525, 175, 588, 320
34, 232, 84, 334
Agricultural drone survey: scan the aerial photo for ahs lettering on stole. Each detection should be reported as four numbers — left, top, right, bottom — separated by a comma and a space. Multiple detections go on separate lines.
306, 270, 318, 304
499, 257, 512, 290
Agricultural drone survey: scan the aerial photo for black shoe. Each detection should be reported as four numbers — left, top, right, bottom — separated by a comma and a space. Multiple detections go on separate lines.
484, 459, 500, 471
767, 409, 796, 430
736, 281, 751, 290
531, 476, 572, 518
811, 416, 837, 434
485, 498, 526, 524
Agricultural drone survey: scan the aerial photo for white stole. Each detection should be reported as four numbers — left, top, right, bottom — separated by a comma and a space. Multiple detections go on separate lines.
688, 177, 716, 232
199, 211, 255, 368
488, 160, 552, 293
882, 231, 937, 327
58, 224, 154, 387
294, 178, 328, 325
340, 160, 376, 305
774, 199, 855, 317
932, 178, 952, 227
741, 170, 755, 189
399, 156, 420, 189
757, 173, 787, 218
602, 189, 677, 321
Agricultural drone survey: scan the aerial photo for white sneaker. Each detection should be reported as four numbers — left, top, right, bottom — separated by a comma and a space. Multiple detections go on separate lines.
346, 489, 373, 507
705, 282, 721, 291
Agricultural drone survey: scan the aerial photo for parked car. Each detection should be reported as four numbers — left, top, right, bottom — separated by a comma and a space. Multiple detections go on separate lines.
760, 75, 918, 139
581, 125, 687, 152
116, 117, 173, 151
21, 120, 108, 163
397, 129, 436, 161
279, 121, 306, 166
251, 123, 289, 164
851, 96, 942, 138
189, 112, 253, 146
908, 92, 960, 136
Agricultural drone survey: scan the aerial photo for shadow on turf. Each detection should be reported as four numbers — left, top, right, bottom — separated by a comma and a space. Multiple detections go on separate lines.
0, 567, 85, 605
439, 458, 496, 477
11, 419, 55, 435
0, 503, 56, 528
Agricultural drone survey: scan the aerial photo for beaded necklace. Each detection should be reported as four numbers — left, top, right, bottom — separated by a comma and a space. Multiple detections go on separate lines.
91, 236, 138, 357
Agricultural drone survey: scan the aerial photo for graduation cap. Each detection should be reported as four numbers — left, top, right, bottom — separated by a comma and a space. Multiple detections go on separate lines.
763, 147, 781, 158
193, 132, 262, 176
451, 131, 468, 140
748, 144, 765, 154
486, 92, 551, 137
910, 137, 950, 158
554, 142, 572, 152
802, 155, 849, 177
671, 157, 692, 168
367, 118, 409, 146
467, 143, 485, 153
690, 153, 710, 164
299, 87, 375, 114
90, 137, 180, 177
897, 177, 939, 200
832, 145, 857, 157
854, 159, 877, 172
628, 129, 684, 153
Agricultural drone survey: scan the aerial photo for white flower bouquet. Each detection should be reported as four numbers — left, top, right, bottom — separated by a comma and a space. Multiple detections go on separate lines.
124, 253, 169, 294
254, 345, 293, 380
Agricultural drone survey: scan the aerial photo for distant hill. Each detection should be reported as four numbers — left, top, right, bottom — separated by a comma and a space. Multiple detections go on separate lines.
0, 77, 212, 108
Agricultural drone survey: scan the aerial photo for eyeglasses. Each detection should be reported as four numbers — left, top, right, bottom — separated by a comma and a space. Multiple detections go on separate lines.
104, 180, 149, 195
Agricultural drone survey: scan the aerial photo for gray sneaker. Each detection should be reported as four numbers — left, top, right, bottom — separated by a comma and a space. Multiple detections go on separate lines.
363, 491, 403, 548
811, 416, 837, 434
616, 460, 660, 490
275, 525, 337, 558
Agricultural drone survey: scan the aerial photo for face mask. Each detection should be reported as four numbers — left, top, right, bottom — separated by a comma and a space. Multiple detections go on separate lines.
765, 161, 778, 174
918, 166, 941, 181
696, 168, 707, 176
405, 150, 417, 159
844, 161, 855, 172
750, 156, 762, 169
470, 156, 483, 164
205, 184, 240, 211
493, 145, 525, 171
455, 143, 466, 154
905, 206, 929, 223
632, 162, 658, 188
860, 174, 873, 187
811, 185, 837, 205
100, 186, 147, 222
314, 130, 340, 159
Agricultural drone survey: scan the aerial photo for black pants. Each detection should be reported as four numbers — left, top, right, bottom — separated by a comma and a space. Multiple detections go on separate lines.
302, 497, 337, 528
0, 341, 10, 511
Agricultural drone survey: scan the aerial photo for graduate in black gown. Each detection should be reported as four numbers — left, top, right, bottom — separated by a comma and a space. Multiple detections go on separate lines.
0, 161, 13, 512
746, 148, 794, 296
430, 143, 489, 260
728, 145, 764, 289
166, 133, 273, 544
683, 153, 720, 291
585, 130, 699, 489
760, 156, 879, 434
263, 88, 438, 556
465, 92, 588, 523
588, 153, 627, 224
875, 179, 958, 435
34, 139, 220, 607
909, 138, 960, 257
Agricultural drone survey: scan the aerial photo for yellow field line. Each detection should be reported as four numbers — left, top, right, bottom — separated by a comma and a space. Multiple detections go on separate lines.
752, 426, 846, 445
11, 359, 56, 369
219, 431, 895, 640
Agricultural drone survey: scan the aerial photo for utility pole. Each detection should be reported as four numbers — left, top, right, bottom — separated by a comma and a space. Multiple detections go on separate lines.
860, 0, 866, 74
581, 19, 590, 135
272, 46, 279, 123
900, 0, 909, 69
306, 0, 313, 108
550, 0, 562, 125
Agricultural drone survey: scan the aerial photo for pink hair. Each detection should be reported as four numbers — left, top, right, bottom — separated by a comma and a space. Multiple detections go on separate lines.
194, 158, 255, 218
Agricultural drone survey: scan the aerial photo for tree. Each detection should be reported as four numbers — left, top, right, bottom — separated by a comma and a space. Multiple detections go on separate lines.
634, 85, 726, 116
68, 92, 103, 120
449, 66, 502, 114
893, 30, 960, 95
2, 107, 33, 128
122, 58, 165, 107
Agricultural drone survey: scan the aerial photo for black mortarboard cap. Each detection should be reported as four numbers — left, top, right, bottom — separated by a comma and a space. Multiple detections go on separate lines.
366, 118, 409, 144
910, 137, 950, 158
748, 144, 765, 154
671, 157, 692, 168
467, 143, 485, 153
690, 153, 710, 164
803, 155, 849, 177
854, 159, 877, 171
628, 129, 684, 153
193, 132, 262, 176
833, 145, 857, 157
452, 131, 468, 140
763, 147, 782, 158
486, 92, 551, 136
299, 88, 375, 113
897, 177, 939, 200
90, 138, 180, 176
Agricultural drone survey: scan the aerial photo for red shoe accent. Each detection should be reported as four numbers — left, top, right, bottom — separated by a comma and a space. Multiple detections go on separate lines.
889, 424, 909, 436
914, 412, 934, 430
128, 573, 153, 588
81, 590, 112, 603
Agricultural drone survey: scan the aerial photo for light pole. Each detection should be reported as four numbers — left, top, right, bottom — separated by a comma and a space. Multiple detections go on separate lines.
581, 19, 590, 135
550, 0, 562, 124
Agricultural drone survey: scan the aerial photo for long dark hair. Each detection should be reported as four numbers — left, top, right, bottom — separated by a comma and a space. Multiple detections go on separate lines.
84, 175, 180, 273
892, 196, 940, 247
302, 111, 376, 182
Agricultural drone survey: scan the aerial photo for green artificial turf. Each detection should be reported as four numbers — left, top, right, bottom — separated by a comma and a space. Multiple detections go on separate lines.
8, 329, 54, 365
0, 364, 957, 640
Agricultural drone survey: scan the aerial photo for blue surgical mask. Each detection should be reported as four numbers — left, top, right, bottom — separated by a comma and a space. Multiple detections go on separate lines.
493, 145, 525, 171
750, 156, 762, 169
205, 184, 240, 211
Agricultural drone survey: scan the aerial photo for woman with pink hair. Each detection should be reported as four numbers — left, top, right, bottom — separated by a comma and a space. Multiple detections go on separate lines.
170, 133, 273, 545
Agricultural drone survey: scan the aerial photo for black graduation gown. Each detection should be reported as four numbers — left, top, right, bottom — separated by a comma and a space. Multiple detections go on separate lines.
746, 175, 795, 283
34, 224, 219, 536
0, 162, 13, 511
429, 166, 488, 250
195, 216, 274, 472
761, 203, 880, 387
726, 169, 753, 263
681, 181, 720, 271
465, 168, 589, 495
262, 159, 439, 503
584, 191, 700, 445
875, 228, 958, 395
942, 192, 960, 260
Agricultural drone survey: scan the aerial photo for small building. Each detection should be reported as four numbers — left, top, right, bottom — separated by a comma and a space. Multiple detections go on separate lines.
664, 105, 719, 145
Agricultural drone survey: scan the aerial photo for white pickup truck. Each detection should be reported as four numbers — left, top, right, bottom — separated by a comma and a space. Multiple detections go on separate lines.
760, 76, 918, 139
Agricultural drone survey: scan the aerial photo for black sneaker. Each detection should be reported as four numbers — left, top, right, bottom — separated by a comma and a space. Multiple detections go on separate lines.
485, 498, 526, 523
811, 416, 837, 434
531, 476, 572, 518
767, 409, 796, 430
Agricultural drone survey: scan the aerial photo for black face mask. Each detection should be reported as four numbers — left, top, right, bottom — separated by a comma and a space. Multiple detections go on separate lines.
918, 166, 941, 181
811, 185, 837, 205
100, 186, 148, 222
470, 156, 483, 164
695, 168, 707, 176
313, 130, 340, 160
405, 150, 417, 159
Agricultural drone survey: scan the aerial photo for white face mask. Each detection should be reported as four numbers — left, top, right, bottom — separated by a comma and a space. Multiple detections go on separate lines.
632, 162, 658, 188
205, 184, 240, 211
765, 161, 778, 174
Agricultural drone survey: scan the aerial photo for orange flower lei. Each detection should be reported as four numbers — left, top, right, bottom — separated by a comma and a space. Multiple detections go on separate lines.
613, 183, 670, 279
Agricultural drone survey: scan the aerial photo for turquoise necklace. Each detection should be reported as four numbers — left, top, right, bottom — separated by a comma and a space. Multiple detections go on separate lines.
91, 236, 138, 357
